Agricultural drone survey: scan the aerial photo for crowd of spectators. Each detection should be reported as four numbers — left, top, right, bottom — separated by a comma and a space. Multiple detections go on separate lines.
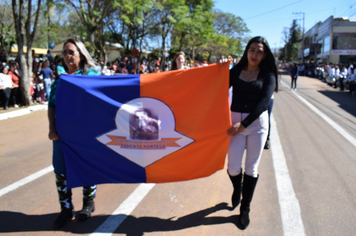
0, 48, 218, 111
281, 61, 356, 95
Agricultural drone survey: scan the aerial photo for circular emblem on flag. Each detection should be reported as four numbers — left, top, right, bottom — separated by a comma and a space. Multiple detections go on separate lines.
96, 97, 194, 167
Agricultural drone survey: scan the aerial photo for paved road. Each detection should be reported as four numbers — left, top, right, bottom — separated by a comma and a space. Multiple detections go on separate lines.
0, 72, 355, 235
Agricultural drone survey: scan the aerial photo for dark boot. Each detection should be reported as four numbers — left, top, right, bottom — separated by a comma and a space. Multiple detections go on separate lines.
78, 200, 95, 221
54, 174, 74, 228
228, 170, 243, 209
240, 174, 259, 229
78, 185, 96, 221
54, 208, 75, 228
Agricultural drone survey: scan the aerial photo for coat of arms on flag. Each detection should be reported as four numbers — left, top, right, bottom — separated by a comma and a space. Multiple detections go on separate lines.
96, 97, 194, 168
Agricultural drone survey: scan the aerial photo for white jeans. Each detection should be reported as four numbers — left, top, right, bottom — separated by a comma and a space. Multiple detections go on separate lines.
227, 111, 269, 177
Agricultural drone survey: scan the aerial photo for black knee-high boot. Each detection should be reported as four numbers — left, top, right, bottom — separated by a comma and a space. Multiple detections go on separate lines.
228, 170, 243, 209
78, 185, 96, 221
240, 174, 259, 229
54, 174, 74, 228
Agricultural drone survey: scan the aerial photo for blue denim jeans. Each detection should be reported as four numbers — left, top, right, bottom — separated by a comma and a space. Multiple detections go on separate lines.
43, 78, 52, 100
53, 140, 66, 175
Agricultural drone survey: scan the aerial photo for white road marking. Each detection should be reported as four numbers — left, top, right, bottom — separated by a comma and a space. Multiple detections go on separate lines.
282, 80, 356, 148
90, 183, 155, 236
270, 114, 306, 236
0, 165, 53, 197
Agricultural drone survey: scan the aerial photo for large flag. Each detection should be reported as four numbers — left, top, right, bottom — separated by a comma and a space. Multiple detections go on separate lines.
56, 63, 231, 188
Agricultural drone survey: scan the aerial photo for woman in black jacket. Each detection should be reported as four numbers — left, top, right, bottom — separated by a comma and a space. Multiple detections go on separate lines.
222, 36, 278, 229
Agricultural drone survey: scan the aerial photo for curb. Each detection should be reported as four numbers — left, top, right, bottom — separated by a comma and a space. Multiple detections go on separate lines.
0, 105, 48, 121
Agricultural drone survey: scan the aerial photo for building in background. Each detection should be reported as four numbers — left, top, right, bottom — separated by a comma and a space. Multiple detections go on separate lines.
299, 16, 356, 64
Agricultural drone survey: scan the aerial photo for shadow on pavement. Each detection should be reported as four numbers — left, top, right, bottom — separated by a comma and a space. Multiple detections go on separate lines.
0, 203, 246, 235
318, 90, 356, 117
280, 69, 356, 118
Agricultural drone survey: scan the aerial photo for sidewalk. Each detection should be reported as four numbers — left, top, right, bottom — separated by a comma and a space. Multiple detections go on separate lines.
0, 104, 47, 121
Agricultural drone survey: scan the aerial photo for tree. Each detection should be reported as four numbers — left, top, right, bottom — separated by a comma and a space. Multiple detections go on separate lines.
170, 0, 214, 64
280, 20, 301, 62
153, 0, 188, 69
0, 0, 16, 56
288, 20, 301, 61
12, 0, 42, 106
65, 0, 121, 67
213, 10, 249, 41
210, 9, 249, 59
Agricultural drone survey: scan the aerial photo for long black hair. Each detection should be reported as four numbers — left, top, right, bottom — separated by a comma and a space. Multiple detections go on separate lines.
235, 36, 278, 92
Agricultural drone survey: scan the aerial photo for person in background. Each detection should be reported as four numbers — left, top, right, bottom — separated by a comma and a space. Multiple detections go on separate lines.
102, 62, 112, 75
121, 65, 128, 74
171, 51, 186, 70
147, 60, 155, 73
8, 61, 20, 107
46, 49, 54, 65
56, 59, 66, 77
339, 64, 347, 91
112, 62, 119, 74
221, 36, 278, 229
290, 62, 299, 90
126, 60, 134, 74
48, 38, 100, 228
40, 60, 54, 101
0, 65, 13, 110
36, 77, 45, 103
228, 55, 234, 70
139, 61, 147, 74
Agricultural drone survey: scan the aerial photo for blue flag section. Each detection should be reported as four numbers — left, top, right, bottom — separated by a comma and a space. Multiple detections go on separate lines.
56, 64, 231, 188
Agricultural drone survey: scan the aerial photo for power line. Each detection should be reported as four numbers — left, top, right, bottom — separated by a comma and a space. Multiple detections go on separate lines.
336, 3, 356, 17
245, 0, 304, 20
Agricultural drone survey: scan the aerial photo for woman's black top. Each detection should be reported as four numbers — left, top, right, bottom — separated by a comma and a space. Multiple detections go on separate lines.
229, 66, 276, 128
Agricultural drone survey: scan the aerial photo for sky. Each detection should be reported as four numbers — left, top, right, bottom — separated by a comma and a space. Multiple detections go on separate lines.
214, 0, 356, 50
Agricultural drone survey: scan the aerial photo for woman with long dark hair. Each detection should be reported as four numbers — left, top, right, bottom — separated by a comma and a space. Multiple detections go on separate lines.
222, 36, 278, 229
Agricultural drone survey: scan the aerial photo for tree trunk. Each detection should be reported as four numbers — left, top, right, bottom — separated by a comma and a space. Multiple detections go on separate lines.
192, 46, 195, 67
20, 52, 31, 106
161, 35, 166, 71
12, 0, 41, 106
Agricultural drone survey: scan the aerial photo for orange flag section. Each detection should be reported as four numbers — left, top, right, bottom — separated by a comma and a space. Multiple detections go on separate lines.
141, 63, 231, 183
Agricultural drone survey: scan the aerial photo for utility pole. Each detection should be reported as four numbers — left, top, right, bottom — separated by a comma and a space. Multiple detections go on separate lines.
293, 12, 305, 64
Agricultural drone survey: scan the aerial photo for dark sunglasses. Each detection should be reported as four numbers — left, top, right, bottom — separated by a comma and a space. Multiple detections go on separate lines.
62, 50, 79, 56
